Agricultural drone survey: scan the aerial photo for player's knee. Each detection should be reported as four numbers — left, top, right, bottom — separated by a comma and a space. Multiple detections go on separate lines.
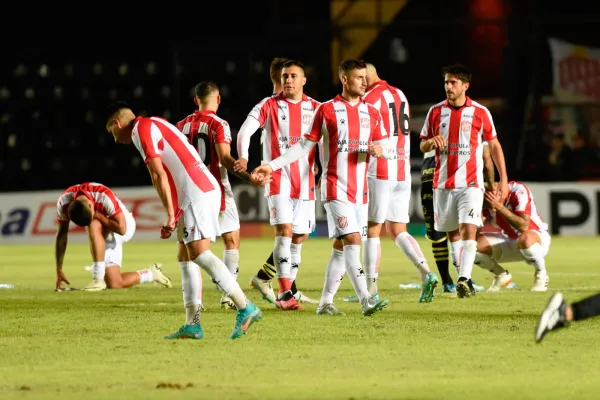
275, 224, 293, 237
517, 231, 539, 249
476, 235, 493, 255
340, 232, 361, 246
292, 233, 308, 244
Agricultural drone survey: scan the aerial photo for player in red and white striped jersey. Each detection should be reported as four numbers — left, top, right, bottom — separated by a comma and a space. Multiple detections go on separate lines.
176, 81, 263, 311
236, 58, 318, 307
252, 59, 391, 316
475, 181, 551, 292
236, 60, 320, 310
419, 64, 508, 298
106, 102, 262, 340
352, 63, 439, 304
54, 182, 172, 292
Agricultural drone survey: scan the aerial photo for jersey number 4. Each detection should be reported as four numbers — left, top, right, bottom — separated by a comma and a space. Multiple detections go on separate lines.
388, 101, 409, 137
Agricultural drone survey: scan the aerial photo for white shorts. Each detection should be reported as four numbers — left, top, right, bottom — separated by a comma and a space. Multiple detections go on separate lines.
105, 211, 136, 267
483, 230, 551, 263
433, 187, 484, 232
219, 194, 240, 234
324, 200, 367, 239
367, 177, 411, 224
267, 195, 315, 234
177, 189, 221, 244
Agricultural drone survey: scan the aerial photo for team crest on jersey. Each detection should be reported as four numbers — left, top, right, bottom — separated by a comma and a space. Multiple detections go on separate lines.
360, 117, 370, 129
303, 113, 312, 125
337, 216, 348, 229
461, 121, 472, 133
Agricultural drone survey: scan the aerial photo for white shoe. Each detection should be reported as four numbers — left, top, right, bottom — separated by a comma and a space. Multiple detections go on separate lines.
81, 279, 107, 292
293, 291, 319, 304
249, 275, 276, 304
487, 271, 513, 292
220, 295, 237, 310
150, 263, 172, 288
531, 271, 549, 292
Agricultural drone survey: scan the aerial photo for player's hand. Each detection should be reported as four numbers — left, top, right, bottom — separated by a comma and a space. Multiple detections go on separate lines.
429, 135, 447, 150
497, 180, 509, 202
313, 163, 319, 175
484, 189, 503, 211
55, 269, 71, 291
160, 215, 177, 239
233, 158, 248, 173
249, 172, 271, 186
251, 164, 273, 181
368, 143, 384, 158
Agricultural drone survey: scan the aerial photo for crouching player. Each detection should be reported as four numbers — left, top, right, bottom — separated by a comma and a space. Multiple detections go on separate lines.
55, 182, 172, 291
475, 181, 550, 292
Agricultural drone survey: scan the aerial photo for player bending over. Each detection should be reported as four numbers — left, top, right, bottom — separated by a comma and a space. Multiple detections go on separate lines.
55, 182, 172, 291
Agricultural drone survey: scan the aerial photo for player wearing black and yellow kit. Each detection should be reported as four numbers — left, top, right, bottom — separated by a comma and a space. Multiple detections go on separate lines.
420, 150, 487, 293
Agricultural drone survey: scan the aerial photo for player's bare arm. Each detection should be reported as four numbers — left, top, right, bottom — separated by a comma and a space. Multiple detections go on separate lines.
93, 211, 127, 236
55, 221, 71, 289
146, 157, 176, 232
482, 144, 496, 190
420, 136, 447, 153
487, 138, 508, 198
484, 190, 529, 233
215, 142, 270, 186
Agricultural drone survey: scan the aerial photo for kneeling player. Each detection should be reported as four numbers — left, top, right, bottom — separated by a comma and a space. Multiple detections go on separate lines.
475, 181, 550, 292
54, 182, 172, 291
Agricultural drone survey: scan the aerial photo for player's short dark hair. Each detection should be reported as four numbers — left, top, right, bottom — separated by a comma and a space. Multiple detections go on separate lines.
441, 64, 472, 84
194, 81, 219, 101
338, 59, 367, 77
68, 199, 93, 227
270, 57, 289, 83
106, 101, 132, 124
281, 59, 305, 73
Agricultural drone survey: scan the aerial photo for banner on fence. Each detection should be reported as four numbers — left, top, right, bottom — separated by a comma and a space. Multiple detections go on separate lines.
549, 37, 600, 103
1, 180, 597, 244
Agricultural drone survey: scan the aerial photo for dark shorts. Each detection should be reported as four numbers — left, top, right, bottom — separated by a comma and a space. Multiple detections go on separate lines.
421, 157, 446, 242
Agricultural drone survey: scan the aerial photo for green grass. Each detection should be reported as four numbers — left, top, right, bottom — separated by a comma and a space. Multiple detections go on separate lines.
1, 236, 600, 399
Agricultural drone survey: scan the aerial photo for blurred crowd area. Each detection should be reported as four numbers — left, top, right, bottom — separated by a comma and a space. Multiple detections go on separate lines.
2, 0, 600, 192
519, 103, 600, 181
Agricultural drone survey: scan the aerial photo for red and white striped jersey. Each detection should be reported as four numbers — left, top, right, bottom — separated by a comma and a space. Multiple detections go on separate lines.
131, 116, 219, 211
420, 97, 497, 189
305, 95, 388, 205
249, 93, 320, 200
176, 110, 232, 212
56, 182, 125, 222
484, 181, 548, 239
363, 80, 411, 182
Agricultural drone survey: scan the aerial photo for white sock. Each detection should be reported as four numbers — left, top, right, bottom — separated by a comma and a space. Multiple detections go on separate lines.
395, 232, 430, 280
223, 249, 240, 280
92, 261, 106, 281
458, 240, 477, 279
319, 249, 346, 306
194, 251, 247, 310
273, 236, 292, 280
519, 243, 547, 273
343, 245, 370, 303
474, 252, 507, 275
450, 241, 462, 275
290, 243, 302, 282
186, 304, 201, 326
179, 261, 202, 325
364, 238, 380, 295
136, 268, 154, 284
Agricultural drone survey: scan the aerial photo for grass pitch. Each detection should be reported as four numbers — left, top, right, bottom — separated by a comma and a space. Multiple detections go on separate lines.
1, 236, 600, 399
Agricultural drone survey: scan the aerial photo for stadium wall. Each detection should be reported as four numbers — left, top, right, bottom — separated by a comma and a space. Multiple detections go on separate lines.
1, 181, 599, 244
